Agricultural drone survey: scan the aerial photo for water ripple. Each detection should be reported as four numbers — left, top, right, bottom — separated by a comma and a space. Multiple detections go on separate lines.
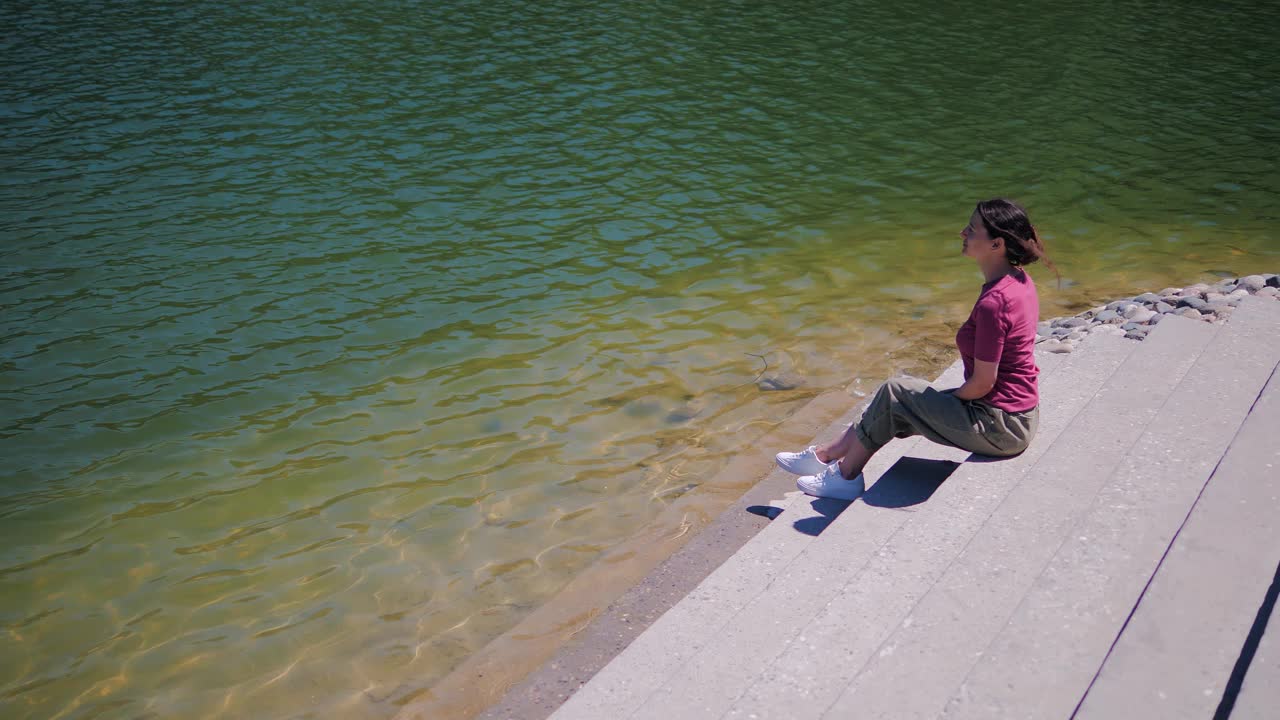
2, 0, 1278, 718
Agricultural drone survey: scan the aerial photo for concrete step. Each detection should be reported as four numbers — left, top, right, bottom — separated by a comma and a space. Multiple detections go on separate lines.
815, 311, 1219, 720
709, 336, 1134, 720
646, 338, 1135, 720
546, 359, 969, 719
1071, 301, 1280, 719
1234, 599, 1280, 720
938, 296, 1280, 719
549, 350, 1066, 719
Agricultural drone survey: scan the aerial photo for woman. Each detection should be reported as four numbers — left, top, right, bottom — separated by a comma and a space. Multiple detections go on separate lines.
776, 198, 1055, 500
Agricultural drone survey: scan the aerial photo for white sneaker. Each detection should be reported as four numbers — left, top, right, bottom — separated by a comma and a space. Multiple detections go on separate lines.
796, 464, 865, 501
775, 446, 833, 476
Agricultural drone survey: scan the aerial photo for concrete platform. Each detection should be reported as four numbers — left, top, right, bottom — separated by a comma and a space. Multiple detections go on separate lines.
938, 297, 1280, 720
537, 361, 990, 720
545, 296, 1280, 720
1075, 334, 1280, 719
636, 335, 1132, 720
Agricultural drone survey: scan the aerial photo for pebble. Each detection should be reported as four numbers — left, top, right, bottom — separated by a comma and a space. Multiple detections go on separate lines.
758, 373, 804, 391
1034, 274, 1277, 349
1091, 324, 1126, 337
665, 407, 699, 423
1239, 275, 1267, 291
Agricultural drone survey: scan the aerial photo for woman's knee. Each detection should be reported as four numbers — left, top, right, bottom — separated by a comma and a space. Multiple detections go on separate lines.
881, 375, 928, 399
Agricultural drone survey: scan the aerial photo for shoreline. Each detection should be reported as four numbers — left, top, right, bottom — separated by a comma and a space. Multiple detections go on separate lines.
397, 384, 878, 720
400, 273, 1280, 720
1034, 274, 1280, 353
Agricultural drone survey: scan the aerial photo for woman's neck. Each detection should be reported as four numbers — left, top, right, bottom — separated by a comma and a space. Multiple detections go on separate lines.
980, 259, 1018, 284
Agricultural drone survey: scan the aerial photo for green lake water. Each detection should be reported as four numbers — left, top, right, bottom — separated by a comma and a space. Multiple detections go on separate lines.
2, 0, 1278, 717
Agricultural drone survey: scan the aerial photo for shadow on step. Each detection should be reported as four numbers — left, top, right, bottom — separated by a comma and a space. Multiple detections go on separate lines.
743, 501, 848, 536
748, 458, 964, 537
790, 497, 856, 536
863, 457, 959, 509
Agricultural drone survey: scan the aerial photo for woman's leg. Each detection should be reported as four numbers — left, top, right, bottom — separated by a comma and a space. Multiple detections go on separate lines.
835, 434, 877, 479
860, 376, 1030, 457
815, 424, 856, 463
822, 376, 973, 478
812, 375, 1031, 482
816, 423, 878, 478
813, 377, 923, 478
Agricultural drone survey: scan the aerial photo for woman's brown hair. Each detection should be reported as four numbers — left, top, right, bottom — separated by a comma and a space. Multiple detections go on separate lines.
976, 198, 1060, 283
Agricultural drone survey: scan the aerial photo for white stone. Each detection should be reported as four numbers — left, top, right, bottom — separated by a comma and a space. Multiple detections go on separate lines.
1239, 275, 1267, 291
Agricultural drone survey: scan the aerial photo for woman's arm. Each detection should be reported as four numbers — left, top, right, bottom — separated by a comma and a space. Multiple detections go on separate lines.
951, 358, 998, 400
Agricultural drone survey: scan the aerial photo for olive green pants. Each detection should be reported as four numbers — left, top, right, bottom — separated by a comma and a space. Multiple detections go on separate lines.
854, 376, 1038, 457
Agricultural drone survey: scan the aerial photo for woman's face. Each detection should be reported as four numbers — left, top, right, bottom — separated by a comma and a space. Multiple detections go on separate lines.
960, 210, 1001, 260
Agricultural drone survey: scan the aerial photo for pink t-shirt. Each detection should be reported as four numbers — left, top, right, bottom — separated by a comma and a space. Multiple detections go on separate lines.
954, 270, 1040, 413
